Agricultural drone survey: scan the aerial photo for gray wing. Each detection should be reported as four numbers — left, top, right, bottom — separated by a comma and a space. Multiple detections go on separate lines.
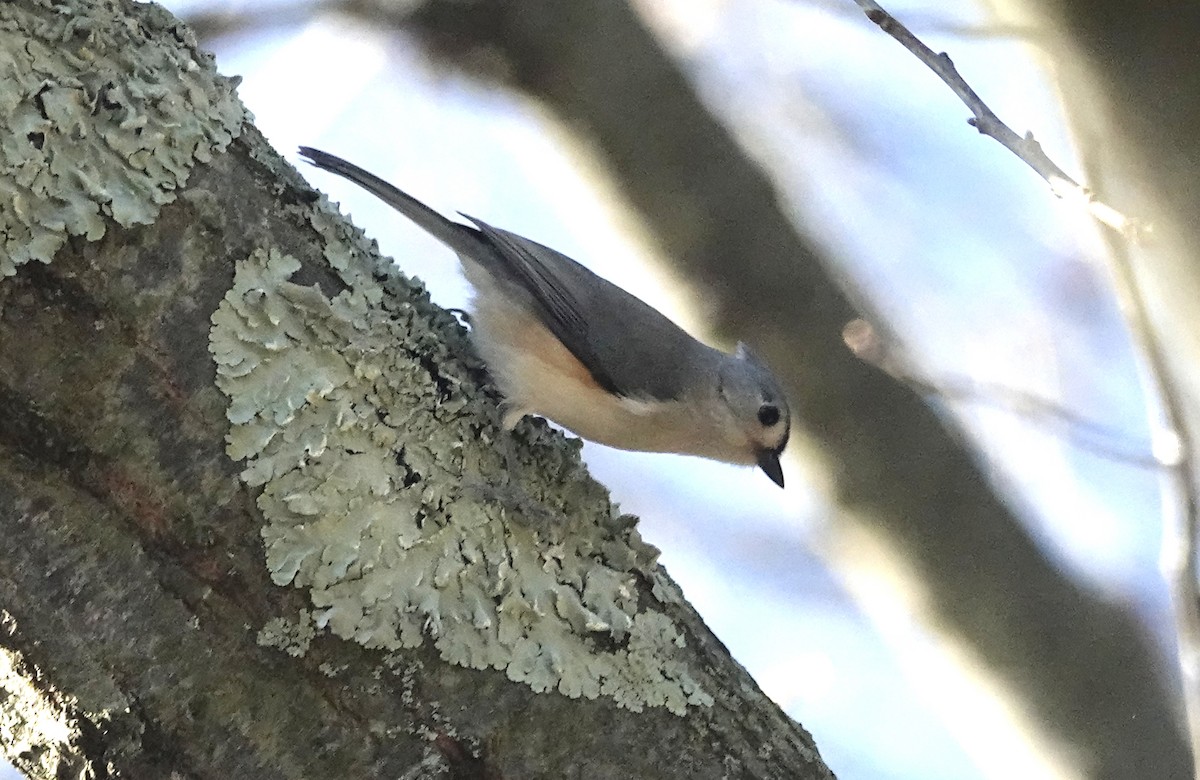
462, 217, 717, 401
296, 147, 714, 400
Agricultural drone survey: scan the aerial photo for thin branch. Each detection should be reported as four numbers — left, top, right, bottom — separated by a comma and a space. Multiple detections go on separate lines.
1075, 141, 1200, 767
801, 0, 1049, 42
850, 0, 1141, 238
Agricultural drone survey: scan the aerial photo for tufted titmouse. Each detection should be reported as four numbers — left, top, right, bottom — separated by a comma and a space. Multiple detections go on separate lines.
299, 147, 790, 487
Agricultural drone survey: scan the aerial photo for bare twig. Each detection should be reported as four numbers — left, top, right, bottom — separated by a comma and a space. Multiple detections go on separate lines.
802, 0, 1048, 42
850, 0, 1141, 238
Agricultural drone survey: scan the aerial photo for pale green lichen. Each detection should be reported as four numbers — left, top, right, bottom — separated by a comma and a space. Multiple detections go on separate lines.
0, 0, 245, 275
0, 644, 75, 776
317, 661, 346, 678
257, 611, 316, 658
209, 200, 712, 714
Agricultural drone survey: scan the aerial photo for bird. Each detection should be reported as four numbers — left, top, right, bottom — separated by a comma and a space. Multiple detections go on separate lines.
298, 147, 790, 487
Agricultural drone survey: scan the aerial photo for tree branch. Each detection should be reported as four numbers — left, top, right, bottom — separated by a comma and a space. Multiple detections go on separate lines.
0, 1, 833, 777
1099, 227, 1200, 773
842, 318, 1165, 469
852, 0, 1140, 237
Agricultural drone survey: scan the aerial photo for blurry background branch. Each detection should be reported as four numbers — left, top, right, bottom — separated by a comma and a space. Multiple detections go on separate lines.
1032, 2, 1200, 770
1099, 201, 1200, 777
842, 318, 1163, 469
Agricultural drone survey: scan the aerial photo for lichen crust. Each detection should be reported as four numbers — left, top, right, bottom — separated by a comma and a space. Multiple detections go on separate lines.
209, 222, 713, 714
0, 0, 246, 275
0, 644, 77, 777
257, 611, 316, 658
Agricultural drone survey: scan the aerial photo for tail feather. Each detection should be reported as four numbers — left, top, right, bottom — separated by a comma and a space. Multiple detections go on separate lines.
297, 146, 481, 258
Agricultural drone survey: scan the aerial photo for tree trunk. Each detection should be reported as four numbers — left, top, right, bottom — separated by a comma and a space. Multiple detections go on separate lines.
0, 1, 832, 778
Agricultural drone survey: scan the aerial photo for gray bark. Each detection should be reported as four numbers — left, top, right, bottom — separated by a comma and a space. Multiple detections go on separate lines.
0, 1, 833, 778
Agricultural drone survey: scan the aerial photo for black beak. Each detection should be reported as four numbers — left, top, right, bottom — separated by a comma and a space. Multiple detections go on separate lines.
756, 449, 785, 488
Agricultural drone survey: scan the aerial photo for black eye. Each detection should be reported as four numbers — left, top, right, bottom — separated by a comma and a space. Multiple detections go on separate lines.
757, 404, 780, 427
